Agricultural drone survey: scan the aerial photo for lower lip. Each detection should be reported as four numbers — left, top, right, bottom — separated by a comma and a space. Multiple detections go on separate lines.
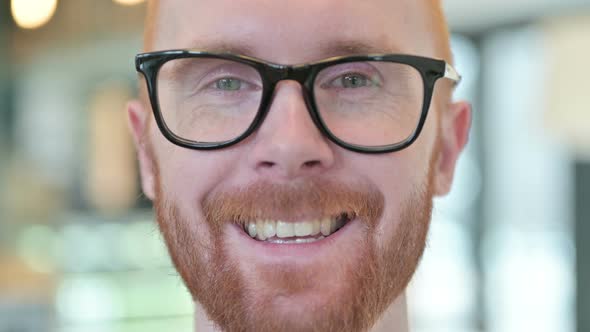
229, 218, 361, 259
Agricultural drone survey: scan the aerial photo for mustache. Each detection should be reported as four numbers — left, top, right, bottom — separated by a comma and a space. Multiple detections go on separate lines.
201, 178, 385, 229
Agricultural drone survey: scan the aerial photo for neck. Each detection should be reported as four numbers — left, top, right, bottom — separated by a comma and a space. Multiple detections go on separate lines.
193, 292, 409, 332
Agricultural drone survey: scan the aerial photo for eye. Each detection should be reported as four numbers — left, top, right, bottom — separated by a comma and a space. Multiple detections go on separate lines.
214, 77, 243, 91
324, 72, 381, 89
341, 74, 368, 88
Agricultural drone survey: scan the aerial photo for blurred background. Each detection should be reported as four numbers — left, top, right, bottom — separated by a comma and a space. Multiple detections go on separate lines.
0, 0, 589, 331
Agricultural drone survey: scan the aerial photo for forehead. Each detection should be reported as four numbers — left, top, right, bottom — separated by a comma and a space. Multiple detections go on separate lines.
150, 0, 437, 64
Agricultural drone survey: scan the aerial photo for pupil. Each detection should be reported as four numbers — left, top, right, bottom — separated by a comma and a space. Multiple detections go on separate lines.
343, 74, 367, 88
217, 78, 241, 91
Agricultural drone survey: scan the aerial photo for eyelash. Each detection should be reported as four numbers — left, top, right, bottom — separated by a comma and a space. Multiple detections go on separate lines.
318, 63, 380, 85
201, 76, 261, 93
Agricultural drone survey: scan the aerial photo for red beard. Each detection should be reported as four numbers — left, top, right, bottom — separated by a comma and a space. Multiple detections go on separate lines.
152, 153, 435, 332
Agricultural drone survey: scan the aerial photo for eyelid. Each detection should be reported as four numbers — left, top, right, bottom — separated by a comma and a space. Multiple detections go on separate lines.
197, 68, 262, 92
317, 63, 383, 89
317, 62, 380, 84
208, 77, 256, 90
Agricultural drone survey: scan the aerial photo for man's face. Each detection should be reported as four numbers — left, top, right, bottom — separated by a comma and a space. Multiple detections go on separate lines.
129, 0, 470, 331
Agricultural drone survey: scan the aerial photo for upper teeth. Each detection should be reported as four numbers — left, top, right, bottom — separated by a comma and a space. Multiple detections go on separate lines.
245, 217, 346, 241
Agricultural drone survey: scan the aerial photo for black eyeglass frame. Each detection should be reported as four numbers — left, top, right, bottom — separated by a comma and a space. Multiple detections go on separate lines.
135, 50, 461, 154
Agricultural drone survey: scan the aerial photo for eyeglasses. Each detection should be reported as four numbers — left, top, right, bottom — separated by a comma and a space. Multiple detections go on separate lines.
135, 50, 461, 154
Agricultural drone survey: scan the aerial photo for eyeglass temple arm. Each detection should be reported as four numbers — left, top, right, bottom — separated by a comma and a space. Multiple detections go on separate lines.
444, 62, 462, 86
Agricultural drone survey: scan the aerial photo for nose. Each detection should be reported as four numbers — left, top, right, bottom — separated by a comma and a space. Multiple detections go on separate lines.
246, 80, 335, 180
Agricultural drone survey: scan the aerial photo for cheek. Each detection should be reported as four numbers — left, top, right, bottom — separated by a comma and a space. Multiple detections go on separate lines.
155, 147, 241, 265
348, 151, 429, 246
156, 145, 237, 216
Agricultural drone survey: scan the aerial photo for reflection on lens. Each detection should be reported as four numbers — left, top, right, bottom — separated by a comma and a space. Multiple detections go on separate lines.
157, 58, 263, 143
315, 62, 424, 147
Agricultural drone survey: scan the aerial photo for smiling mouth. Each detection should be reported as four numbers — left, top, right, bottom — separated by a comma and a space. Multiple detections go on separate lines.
241, 213, 353, 244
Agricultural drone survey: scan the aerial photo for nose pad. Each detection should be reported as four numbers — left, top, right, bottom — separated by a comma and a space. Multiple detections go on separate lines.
246, 80, 335, 179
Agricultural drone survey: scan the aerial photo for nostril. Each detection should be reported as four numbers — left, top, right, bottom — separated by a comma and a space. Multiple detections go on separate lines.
303, 160, 321, 168
259, 161, 275, 168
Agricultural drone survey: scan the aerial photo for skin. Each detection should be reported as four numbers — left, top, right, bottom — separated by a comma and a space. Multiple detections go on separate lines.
127, 0, 471, 331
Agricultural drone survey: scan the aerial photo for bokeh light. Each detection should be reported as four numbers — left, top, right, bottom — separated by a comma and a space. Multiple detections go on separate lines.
11, 0, 58, 30
113, 0, 146, 6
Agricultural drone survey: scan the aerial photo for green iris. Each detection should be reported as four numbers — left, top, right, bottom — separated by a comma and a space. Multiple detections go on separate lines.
216, 78, 242, 91
341, 74, 369, 88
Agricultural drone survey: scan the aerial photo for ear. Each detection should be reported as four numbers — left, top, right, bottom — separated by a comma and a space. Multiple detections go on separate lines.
127, 99, 156, 201
433, 101, 472, 196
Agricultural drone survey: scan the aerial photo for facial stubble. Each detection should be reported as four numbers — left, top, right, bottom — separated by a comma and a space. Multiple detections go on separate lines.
151, 148, 436, 332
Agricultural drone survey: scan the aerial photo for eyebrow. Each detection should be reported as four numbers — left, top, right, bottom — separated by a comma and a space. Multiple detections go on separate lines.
190, 41, 256, 56
319, 40, 401, 57
186, 39, 401, 63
